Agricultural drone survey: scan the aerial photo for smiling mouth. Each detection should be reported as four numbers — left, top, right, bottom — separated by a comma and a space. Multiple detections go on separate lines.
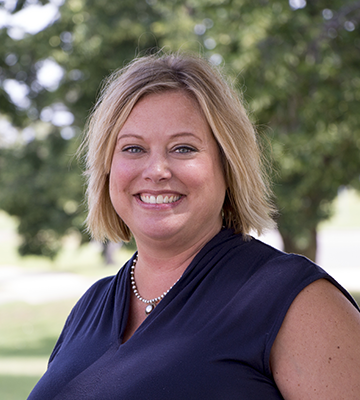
139, 194, 182, 204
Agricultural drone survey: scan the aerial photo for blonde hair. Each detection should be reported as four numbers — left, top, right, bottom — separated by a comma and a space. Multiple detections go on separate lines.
81, 52, 276, 242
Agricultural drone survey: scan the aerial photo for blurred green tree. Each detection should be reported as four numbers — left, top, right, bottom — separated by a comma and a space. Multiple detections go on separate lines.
0, 0, 170, 258
186, 0, 360, 260
0, 0, 200, 259
0, 131, 84, 257
1, 0, 360, 261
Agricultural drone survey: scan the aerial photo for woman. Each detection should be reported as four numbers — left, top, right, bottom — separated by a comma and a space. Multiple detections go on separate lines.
28, 53, 360, 399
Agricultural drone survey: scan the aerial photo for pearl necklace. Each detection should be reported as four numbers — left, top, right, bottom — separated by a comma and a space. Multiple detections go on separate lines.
130, 254, 179, 315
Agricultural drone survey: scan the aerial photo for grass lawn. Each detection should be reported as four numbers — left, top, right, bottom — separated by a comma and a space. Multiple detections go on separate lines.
0, 375, 41, 400
0, 211, 134, 398
0, 300, 77, 398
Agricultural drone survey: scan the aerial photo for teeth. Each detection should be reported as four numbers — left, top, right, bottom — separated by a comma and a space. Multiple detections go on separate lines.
140, 194, 181, 204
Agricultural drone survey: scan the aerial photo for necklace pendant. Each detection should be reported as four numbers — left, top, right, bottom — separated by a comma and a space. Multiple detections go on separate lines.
145, 303, 156, 315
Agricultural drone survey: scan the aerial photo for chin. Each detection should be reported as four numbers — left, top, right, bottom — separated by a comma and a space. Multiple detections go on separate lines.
134, 222, 188, 243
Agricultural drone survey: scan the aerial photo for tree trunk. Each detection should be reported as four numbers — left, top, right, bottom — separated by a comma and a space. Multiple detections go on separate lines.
102, 241, 122, 265
280, 227, 318, 262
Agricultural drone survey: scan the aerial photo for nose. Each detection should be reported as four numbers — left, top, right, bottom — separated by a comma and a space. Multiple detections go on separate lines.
142, 152, 172, 183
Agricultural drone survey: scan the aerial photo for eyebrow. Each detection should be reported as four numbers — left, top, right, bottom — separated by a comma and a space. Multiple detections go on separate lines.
117, 132, 202, 142
116, 133, 143, 141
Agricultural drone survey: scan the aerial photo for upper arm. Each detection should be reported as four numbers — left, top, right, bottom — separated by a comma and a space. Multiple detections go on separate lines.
270, 278, 360, 400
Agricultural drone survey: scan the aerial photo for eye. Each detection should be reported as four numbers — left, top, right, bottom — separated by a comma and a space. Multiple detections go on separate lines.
173, 145, 197, 154
122, 146, 144, 154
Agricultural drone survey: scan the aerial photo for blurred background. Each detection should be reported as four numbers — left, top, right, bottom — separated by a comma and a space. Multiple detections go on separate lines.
0, 0, 360, 398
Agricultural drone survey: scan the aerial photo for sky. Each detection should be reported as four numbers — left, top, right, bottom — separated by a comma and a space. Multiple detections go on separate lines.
0, 0, 63, 39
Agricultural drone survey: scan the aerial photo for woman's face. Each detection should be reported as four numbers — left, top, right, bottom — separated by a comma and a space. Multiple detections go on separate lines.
109, 90, 227, 249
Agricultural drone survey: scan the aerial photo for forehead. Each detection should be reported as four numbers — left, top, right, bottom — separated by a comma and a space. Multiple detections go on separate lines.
120, 90, 210, 133
134, 90, 201, 114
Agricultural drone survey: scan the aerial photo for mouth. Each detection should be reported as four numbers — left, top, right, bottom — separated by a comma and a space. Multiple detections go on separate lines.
139, 194, 182, 204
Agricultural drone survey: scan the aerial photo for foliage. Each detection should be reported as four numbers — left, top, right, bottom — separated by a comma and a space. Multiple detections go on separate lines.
0, 0, 165, 257
0, 132, 85, 258
186, 0, 360, 259
0, 0, 360, 260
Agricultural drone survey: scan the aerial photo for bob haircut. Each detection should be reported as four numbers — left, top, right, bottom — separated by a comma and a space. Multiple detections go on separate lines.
82, 52, 276, 243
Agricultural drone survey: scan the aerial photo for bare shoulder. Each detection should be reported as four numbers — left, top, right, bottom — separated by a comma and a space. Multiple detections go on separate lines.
270, 278, 360, 400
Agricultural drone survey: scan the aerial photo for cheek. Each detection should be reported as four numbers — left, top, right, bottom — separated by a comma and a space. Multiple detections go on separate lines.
206, 162, 227, 205
108, 174, 118, 209
108, 160, 141, 208
186, 160, 226, 199
108, 162, 126, 202
109, 159, 131, 187
108, 174, 116, 196
108, 162, 118, 191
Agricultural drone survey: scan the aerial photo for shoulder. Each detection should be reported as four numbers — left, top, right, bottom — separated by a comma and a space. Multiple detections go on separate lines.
234, 237, 359, 380
48, 271, 126, 365
270, 278, 360, 399
53, 274, 116, 336
72, 275, 116, 311
240, 238, 358, 311
237, 237, 330, 302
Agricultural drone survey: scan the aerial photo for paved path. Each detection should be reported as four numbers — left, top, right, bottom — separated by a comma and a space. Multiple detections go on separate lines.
0, 266, 97, 304
0, 228, 359, 305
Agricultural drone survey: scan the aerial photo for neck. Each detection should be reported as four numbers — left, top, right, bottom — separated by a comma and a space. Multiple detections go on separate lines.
135, 225, 221, 273
132, 226, 222, 299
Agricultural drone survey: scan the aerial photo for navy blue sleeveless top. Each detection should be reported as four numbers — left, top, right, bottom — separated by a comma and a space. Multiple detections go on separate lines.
27, 229, 359, 399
